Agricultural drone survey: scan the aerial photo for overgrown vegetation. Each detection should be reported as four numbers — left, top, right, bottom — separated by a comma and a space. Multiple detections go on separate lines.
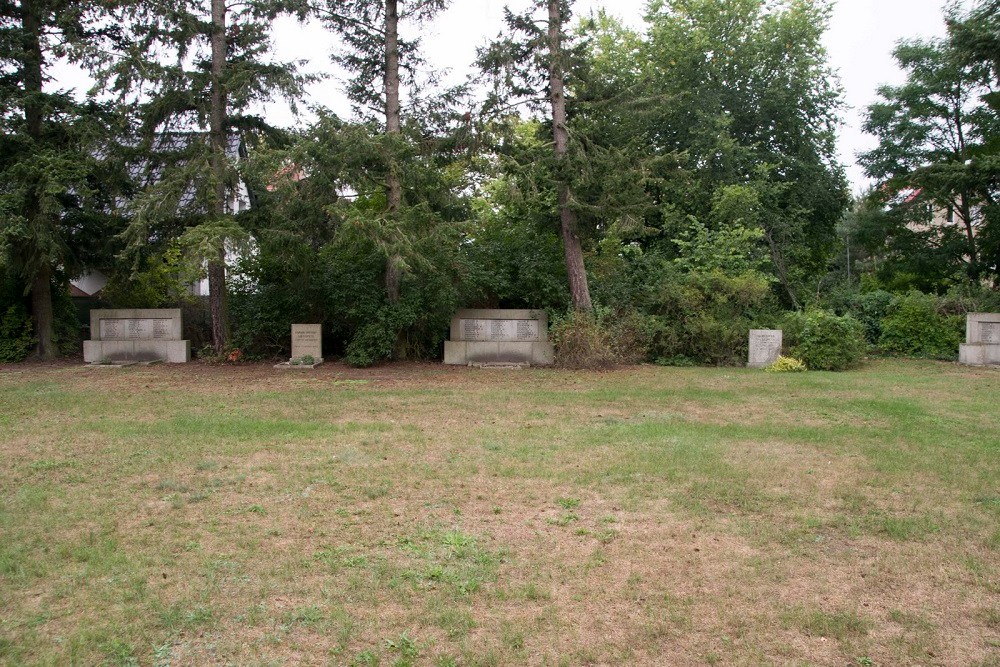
1, 0, 996, 367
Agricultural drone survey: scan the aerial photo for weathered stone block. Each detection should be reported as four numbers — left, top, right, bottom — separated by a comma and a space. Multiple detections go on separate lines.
959, 313, 1000, 366
444, 309, 553, 366
291, 324, 323, 362
747, 329, 782, 369
84, 308, 189, 363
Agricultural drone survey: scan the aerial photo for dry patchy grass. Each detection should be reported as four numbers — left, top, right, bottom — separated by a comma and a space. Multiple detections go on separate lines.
0, 359, 998, 666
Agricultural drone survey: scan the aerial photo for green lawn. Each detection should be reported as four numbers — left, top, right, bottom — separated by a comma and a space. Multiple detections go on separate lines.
1, 360, 998, 666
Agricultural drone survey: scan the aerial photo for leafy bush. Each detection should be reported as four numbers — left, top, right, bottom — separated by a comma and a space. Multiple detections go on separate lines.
101, 247, 192, 309
52, 282, 82, 355
344, 306, 414, 367
0, 305, 34, 362
551, 308, 652, 369
938, 283, 1000, 316
765, 355, 806, 373
793, 310, 866, 371
879, 291, 963, 359
646, 270, 779, 366
849, 290, 895, 344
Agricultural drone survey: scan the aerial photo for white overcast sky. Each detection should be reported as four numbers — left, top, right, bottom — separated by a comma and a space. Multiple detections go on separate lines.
260, 0, 953, 192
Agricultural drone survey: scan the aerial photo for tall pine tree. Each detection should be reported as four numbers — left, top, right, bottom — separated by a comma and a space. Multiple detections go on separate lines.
101, 0, 311, 354
314, 0, 451, 304
478, 0, 594, 311
0, 1, 116, 358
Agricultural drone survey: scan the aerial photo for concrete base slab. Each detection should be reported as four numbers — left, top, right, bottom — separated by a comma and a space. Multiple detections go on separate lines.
444, 340, 554, 366
470, 362, 529, 369
84, 339, 190, 363
959, 343, 1000, 366
274, 361, 324, 370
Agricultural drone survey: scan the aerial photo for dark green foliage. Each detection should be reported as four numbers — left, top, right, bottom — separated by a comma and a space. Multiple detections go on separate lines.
879, 292, 964, 359
459, 212, 569, 311
593, 250, 778, 366
648, 271, 777, 366
344, 307, 413, 368
228, 277, 317, 360
792, 310, 867, 371
937, 284, 1000, 315
101, 247, 192, 309
0, 305, 33, 362
823, 288, 895, 345
851, 290, 898, 345
0, 1, 121, 358
51, 283, 81, 356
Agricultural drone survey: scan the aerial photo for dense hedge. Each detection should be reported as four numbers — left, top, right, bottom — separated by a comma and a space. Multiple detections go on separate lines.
788, 310, 867, 371
879, 292, 964, 359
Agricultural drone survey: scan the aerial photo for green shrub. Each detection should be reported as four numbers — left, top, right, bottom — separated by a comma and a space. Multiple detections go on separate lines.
850, 290, 895, 345
794, 310, 866, 371
0, 305, 34, 362
765, 356, 806, 373
879, 291, 963, 359
101, 247, 192, 309
938, 284, 1000, 316
551, 308, 652, 369
52, 282, 82, 355
647, 270, 778, 366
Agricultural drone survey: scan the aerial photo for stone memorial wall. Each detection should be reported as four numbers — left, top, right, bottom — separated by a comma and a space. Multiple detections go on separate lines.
747, 329, 782, 369
959, 313, 1000, 366
444, 309, 553, 366
84, 308, 190, 363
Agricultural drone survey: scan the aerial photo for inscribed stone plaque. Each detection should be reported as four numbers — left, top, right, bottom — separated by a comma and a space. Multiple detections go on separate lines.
85, 309, 189, 363
516, 320, 539, 341
291, 324, 322, 360
748, 329, 782, 368
152, 319, 170, 339
490, 320, 515, 340
460, 318, 541, 342
100, 318, 173, 341
462, 319, 487, 341
981, 322, 1000, 344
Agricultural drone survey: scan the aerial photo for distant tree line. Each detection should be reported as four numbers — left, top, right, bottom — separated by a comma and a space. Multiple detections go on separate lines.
1, 0, 997, 365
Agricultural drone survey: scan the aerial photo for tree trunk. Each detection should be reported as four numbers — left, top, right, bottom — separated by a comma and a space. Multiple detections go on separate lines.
209, 0, 230, 354
548, 0, 592, 312
384, 0, 403, 305
958, 191, 980, 282
763, 229, 800, 309
22, 1, 55, 359
30, 265, 55, 360
207, 256, 228, 351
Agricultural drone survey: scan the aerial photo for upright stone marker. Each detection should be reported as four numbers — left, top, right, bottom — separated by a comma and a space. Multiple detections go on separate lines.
748, 329, 782, 369
276, 324, 323, 369
959, 313, 1000, 366
84, 308, 190, 364
444, 309, 553, 366
292, 324, 323, 362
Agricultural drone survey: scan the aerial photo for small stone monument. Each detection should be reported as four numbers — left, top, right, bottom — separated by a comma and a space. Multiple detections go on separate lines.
444, 309, 554, 366
959, 313, 1000, 366
83, 308, 190, 364
275, 323, 323, 369
748, 329, 782, 369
